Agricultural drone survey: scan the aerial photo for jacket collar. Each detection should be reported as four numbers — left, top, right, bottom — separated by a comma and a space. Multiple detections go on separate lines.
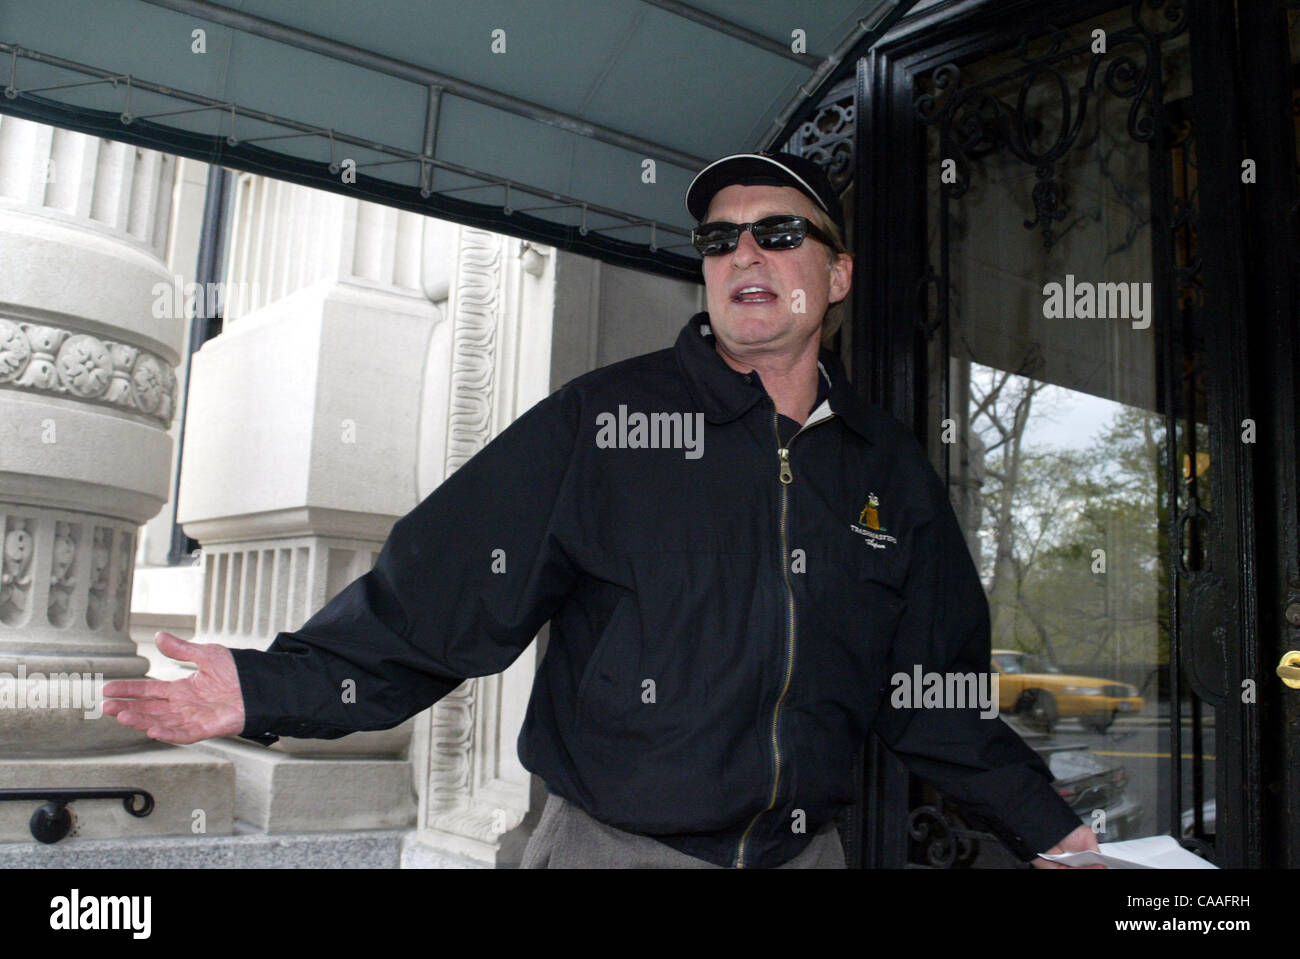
673, 311, 874, 443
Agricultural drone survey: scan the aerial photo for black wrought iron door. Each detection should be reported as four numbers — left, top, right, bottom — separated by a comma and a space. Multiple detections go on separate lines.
850, 0, 1268, 868
1238, 0, 1300, 870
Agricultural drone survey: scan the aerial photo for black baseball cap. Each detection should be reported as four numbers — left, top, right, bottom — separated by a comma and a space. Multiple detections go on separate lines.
685, 151, 844, 233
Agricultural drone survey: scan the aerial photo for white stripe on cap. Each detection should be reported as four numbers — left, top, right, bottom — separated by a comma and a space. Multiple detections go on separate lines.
685, 153, 831, 220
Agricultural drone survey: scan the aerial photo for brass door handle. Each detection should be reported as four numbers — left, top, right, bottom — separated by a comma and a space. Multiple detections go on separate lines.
1278, 651, 1300, 689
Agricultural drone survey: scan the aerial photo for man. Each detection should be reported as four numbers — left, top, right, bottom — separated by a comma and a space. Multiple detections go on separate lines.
104, 151, 1099, 869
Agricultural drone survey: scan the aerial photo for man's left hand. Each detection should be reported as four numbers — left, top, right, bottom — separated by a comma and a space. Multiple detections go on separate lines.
1031, 824, 1106, 869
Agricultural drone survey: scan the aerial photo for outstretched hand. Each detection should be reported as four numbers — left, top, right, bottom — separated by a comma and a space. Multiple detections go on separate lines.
1032, 823, 1106, 869
102, 632, 246, 745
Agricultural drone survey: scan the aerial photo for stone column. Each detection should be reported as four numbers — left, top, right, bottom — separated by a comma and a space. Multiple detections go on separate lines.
182, 177, 452, 833
0, 116, 233, 841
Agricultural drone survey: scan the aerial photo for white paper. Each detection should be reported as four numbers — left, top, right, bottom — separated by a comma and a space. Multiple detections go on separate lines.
1037, 835, 1217, 869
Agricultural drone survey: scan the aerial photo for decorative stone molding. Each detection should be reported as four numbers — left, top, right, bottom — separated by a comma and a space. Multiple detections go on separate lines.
221, 174, 430, 324
0, 317, 178, 426
445, 229, 500, 472
0, 118, 175, 258
0, 505, 142, 649
191, 534, 417, 759
0, 517, 33, 627
196, 537, 379, 647
426, 681, 482, 830
0, 503, 151, 754
421, 226, 529, 849
426, 226, 498, 829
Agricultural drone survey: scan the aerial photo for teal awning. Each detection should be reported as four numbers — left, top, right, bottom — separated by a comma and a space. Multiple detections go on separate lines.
0, 0, 911, 279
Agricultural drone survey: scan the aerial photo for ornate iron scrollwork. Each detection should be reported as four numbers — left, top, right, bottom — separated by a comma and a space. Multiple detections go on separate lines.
907, 802, 984, 868
913, 1, 1188, 250
783, 76, 855, 194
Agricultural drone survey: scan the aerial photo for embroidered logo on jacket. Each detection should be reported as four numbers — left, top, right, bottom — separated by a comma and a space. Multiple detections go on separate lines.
850, 493, 898, 550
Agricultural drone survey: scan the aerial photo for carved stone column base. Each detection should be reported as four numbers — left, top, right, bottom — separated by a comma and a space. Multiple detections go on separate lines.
0, 503, 160, 754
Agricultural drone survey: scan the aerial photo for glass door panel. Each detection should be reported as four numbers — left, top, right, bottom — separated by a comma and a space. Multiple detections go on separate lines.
904, 3, 1216, 867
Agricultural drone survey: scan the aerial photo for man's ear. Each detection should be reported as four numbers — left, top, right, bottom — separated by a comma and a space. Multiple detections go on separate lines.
828, 252, 853, 304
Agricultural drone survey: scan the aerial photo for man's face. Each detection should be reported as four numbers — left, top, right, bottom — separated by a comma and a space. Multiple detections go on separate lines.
700, 183, 851, 356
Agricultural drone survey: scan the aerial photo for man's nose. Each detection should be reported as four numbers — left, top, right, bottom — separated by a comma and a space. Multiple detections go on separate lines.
730, 227, 766, 268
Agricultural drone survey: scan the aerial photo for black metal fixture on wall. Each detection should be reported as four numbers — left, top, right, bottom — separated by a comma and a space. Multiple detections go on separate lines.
0, 787, 155, 843
166, 165, 232, 568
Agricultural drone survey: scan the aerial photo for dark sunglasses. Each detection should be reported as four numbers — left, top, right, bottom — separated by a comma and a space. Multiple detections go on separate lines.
691, 214, 835, 256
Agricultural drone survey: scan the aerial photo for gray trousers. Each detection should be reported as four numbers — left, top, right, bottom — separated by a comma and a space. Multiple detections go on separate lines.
520, 793, 847, 869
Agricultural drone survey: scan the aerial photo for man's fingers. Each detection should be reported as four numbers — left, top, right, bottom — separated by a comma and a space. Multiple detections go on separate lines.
102, 678, 173, 700
153, 631, 204, 665
112, 703, 186, 727
110, 709, 164, 733
154, 628, 223, 665
110, 699, 177, 717
117, 712, 197, 744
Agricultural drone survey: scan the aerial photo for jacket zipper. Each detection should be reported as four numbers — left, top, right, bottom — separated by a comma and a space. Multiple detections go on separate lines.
734, 395, 836, 868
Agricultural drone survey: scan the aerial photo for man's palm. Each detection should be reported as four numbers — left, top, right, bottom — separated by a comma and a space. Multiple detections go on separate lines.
102, 632, 245, 745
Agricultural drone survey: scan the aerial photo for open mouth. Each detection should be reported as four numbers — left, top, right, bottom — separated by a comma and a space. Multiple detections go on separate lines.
732, 285, 777, 304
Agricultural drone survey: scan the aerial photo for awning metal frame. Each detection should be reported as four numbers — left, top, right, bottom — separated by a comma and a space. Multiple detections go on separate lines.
634, 0, 823, 66
760, 0, 903, 150
0, 41, 694, 267
138, 0, 711, 173
0, 0, 920, 280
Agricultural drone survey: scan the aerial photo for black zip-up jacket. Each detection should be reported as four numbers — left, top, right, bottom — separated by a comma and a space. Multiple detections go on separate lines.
231, 312, 1082, 868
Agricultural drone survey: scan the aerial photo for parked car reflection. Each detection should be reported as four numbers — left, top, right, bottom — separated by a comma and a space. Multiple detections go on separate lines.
1011, 719, 1143, 841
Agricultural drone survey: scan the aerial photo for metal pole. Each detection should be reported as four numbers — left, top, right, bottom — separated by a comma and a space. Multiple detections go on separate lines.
634, 0, 818, 66
168, 165, 232, 566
